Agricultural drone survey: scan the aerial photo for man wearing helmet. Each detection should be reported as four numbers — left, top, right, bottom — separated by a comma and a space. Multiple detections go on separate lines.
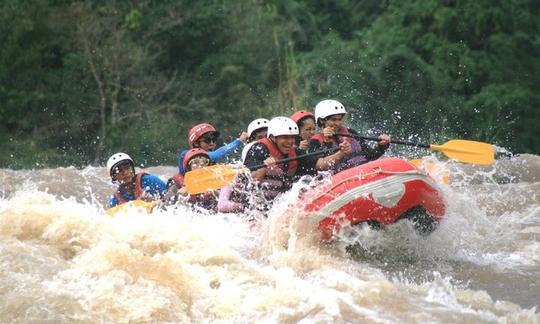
177, 123, 249, 175
244, 116, 351, 201
241, 118, 269, 162
309, 99, 391, 173
106, 152, 166, 208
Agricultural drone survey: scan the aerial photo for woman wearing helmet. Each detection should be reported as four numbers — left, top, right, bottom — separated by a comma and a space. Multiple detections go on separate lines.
244, 116, 350, 201
241, 118, 269, 162
165, 148, 218, 210
309, 99, 391, 173
106, 152, 166, 208
177, 123, 249, 175
290, 110, 316, 151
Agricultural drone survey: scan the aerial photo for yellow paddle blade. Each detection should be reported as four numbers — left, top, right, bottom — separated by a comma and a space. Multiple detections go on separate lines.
184, 164, 246, 195
106, 200, 157, 217
430, 140, 494, 165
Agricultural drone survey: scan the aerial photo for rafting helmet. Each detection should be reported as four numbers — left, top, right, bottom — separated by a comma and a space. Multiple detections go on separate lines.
188, 123, 220, 147
107, 152, 135, 178
247, 118, 269, 138
267, 116, 299, 137
290, 110, 315, 124
314, 99, 347, 124
182, 148, 210, 172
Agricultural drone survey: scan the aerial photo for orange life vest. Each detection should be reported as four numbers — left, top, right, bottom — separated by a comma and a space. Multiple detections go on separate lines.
310, 124, 352, 146
256, 138, 298, 199
310, 125, 367, 172
258, 138, 298, 176
114, 173, 146, 204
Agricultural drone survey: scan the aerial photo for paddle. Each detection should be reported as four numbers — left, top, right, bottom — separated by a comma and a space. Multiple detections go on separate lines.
184, 147, 340, 195
106, 200, 158, 217
335, 133, 494, 165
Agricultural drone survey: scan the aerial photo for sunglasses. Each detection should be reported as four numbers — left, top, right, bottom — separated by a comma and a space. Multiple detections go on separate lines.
188, 157, 210, 167
201, 134, 218, 144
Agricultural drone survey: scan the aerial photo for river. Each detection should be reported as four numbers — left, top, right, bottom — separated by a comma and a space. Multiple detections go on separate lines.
0, 154, 538, 323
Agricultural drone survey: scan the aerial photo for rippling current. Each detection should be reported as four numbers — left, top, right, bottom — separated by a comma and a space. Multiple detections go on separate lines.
1, 154, 539, 323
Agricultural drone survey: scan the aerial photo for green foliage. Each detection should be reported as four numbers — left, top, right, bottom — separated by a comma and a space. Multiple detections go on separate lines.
357, 0, 540, 150
125, 9, 142, 30
1, 0, 539, 170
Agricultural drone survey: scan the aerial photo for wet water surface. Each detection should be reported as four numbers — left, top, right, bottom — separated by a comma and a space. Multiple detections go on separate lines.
0, 155, 538, 322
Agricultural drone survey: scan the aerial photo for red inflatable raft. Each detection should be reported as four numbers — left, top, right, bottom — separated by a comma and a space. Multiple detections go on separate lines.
300, 157, 446, 241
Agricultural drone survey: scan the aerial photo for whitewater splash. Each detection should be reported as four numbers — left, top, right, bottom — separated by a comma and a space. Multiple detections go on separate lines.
0, 155, 539, 322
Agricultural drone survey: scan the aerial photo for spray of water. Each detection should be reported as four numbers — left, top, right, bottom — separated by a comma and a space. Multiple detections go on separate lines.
0, 156, 538, 321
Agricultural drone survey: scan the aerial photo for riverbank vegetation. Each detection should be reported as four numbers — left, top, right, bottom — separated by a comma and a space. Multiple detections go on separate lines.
1, 0, 538, 168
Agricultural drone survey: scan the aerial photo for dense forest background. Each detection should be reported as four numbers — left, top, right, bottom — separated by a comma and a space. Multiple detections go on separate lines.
1, 0, 539, 169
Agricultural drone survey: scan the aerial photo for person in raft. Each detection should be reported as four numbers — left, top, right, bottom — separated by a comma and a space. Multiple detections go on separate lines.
241, 118, 269, 163
290, 110, 317, 151
308, 99, 391, 173
164, 148, 218, 211
107, 152, 166, 208
177, 123, 248, 176
220, 118, 270, 213
217, 172, 252, 213
243, 116, 351, 202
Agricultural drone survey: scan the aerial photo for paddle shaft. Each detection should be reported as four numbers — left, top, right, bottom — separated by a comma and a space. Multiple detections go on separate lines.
248, 146, 340, 171
335, 133, 430, 149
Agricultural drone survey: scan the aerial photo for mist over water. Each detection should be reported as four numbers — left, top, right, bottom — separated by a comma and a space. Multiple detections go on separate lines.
1, 155, 539, 322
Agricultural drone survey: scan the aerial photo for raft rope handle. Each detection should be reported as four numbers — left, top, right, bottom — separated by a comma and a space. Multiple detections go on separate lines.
307, 168, 428, 202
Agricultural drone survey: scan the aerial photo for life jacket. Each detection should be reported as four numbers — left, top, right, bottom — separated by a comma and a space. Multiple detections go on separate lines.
256, 138, 298, 200
168, 174, 185, 188
310, 125, 367, 172
167, 173, 217, 211
114, 172, 146, 204
311, 124, 352, 146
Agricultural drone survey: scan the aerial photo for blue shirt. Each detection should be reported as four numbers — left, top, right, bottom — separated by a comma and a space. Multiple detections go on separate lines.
177, 138, 243, 175
108, 174, 166, 208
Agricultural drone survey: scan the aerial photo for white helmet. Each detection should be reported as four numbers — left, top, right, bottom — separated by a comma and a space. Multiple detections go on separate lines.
247, 118, 269, 138
314, 99, 347, 123
267, 116, 299, 137
106, 152, 134, 177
